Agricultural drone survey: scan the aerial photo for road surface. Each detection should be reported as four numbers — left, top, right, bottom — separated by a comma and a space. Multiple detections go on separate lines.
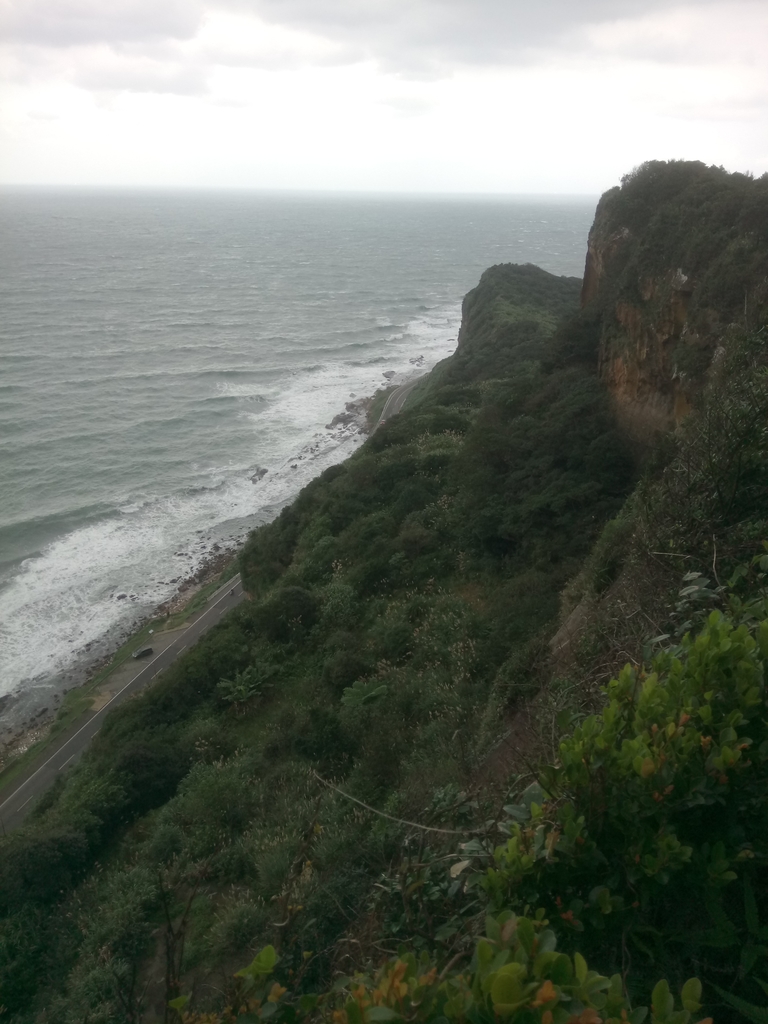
0, 574, 245, 833
375, 376, 423, 428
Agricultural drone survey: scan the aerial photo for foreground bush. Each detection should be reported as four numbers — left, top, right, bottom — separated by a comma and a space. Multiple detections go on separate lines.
180, 924, 709, 1024
480, 566, 768, 1017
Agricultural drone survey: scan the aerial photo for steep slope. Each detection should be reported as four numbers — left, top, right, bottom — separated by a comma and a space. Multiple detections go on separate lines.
3, 164, 767, 1024
582, 161, 768, 439
0, 263, 638, 1021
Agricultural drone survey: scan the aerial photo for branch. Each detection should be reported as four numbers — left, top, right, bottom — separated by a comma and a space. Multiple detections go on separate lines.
312, 770, 476, 835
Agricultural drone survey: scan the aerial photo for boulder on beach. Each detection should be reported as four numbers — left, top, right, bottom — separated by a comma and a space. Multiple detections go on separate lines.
326, 411, 355, 429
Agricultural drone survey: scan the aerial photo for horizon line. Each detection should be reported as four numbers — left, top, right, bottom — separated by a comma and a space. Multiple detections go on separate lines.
0, 183, 600, 200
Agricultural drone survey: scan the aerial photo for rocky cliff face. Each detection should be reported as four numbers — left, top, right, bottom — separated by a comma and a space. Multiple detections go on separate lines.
582, 161, 768, 441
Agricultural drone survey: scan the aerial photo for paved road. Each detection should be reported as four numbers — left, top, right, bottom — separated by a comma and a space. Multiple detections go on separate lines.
0, 575, 245, 833
376, 376, 423, 428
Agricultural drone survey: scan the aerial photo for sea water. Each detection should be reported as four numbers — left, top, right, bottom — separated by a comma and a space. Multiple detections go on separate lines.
0, 189, 595, 731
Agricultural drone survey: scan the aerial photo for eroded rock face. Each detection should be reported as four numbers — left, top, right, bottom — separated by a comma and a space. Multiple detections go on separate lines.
581, 161, 768, 444
581, 223, 629, 307
596, 270, 698, 437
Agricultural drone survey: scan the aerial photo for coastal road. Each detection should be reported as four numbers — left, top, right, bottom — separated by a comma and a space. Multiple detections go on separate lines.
376, 376, 423, 428
0, 574, 245, 833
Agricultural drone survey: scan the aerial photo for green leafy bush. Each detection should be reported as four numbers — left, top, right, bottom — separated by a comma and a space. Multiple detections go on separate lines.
180, 925, 709, 1024
480, 592, 768, 1009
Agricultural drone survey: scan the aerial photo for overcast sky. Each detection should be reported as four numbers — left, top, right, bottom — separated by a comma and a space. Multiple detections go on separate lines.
1, 0, 766, 193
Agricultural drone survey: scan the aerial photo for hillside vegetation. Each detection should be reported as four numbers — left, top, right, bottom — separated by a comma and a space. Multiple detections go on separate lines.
1, 162, 767, 1024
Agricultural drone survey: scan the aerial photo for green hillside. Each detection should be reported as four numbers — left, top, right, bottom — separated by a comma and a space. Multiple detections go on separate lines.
2, 162, 768, 1024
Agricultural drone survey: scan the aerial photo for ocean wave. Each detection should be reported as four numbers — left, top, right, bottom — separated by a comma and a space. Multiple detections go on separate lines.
0, 421, 373, 704
5, 188, 596, 733
0, 305, 462, 710
213, 384, 269, 400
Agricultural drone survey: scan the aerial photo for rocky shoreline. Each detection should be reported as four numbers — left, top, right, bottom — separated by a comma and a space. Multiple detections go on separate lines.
0, 366, 424, 775
0, 545, 240, 772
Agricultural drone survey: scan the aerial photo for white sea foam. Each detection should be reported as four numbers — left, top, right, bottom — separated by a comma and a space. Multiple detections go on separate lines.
0, 302, 461, 717
0, 190, 595, 730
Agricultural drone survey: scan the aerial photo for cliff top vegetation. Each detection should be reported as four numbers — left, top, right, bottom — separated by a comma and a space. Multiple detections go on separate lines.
585, 159, 768, 339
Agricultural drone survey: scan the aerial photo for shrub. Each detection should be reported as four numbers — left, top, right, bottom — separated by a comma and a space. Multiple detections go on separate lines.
322, 649, 370, 694
181, 924, 708, 1024
294, 708, 358, 770
482, 591, 768, 1007
253, 586, 319, 643
113, 740, 190, 817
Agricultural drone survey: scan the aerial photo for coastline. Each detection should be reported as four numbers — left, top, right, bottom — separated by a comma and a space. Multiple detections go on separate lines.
0, 367, 425, 784
0, 545, 239, 778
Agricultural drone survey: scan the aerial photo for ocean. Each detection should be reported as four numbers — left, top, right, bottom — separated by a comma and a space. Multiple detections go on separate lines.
0, 189, 595, 733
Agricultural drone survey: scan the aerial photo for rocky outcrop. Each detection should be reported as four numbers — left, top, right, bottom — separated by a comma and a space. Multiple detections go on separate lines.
593, 262, 698, 437
582, 161, 768, 443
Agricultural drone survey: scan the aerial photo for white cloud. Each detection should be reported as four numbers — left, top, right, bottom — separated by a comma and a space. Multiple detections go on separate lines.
193, 10, 356, 71
0, 0, 727, 67
217, 0, 723, 71
72, 49, 209, 95
0, 0, 203, 47
0, 0, 766, 190
583, 2, 767, 66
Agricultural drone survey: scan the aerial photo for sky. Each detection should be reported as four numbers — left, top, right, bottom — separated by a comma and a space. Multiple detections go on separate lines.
1, 0, 766, 193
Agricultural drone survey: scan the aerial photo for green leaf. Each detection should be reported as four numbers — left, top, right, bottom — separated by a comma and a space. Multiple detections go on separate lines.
502, 802, 530, 823
582, 972, 611, 995
574, 952, 588, 983
742, 941, 762, 977
651, 979, 674, 1019
367, 1008, 400, 1022
533, 952, 558, 978
758, 622, 768, 660
538, 929, 557, 954
712, 984, 768, 1023
746, 877, 760, 936
442, 995, 464, 1018
681, 977, 702, 1012
549, 954, 573, 985
476, 939, 495, 971
168, 995, 190, 1011
237, 945, 278, 979
522, 782, 546, 809
516, 917, 535, 956
692, 927, 739, 949
490, 969, 524, 1011
345, 998, 364, 1024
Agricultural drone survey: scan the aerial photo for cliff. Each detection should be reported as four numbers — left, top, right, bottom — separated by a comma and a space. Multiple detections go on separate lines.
582, 160, 768, 440
0, 260, 639, 1021
4, 168, 768, 1024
